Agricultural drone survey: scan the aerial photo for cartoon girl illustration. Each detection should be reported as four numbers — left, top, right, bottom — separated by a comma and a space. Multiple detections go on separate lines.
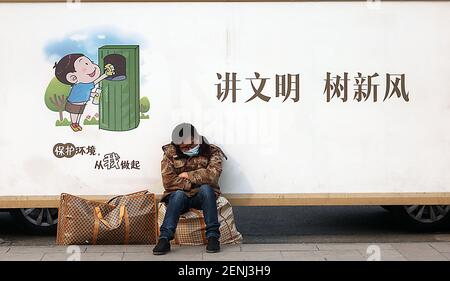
53, 54, 114, 132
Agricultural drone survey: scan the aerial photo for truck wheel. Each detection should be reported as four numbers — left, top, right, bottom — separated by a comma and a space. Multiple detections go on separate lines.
390, 205, 450, 231
9, 208, 58, 235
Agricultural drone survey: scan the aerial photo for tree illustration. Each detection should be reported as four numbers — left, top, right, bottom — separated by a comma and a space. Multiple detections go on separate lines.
44, 77, 71, 121
140, 96, 150, 118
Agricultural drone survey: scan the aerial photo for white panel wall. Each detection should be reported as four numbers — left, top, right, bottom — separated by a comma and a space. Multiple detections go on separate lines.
0, 2, 449, 195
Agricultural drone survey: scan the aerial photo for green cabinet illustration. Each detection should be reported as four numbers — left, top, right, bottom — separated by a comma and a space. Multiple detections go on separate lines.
99, 45, 140, 131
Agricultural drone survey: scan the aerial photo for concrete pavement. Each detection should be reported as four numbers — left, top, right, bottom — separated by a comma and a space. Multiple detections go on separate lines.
1, 242, 450, 261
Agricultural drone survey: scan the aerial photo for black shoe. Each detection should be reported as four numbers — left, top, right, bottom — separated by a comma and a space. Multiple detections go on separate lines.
206, 237, 220, 253
153, 238, 171, 255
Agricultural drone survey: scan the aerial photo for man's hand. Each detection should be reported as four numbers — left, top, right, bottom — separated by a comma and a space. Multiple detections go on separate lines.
178, 172, 191, 191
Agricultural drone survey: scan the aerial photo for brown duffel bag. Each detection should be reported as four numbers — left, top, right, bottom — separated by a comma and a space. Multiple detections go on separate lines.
56, 190, 158, 245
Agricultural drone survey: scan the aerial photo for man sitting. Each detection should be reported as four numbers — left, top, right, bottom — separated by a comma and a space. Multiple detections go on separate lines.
153, 123, 227, 255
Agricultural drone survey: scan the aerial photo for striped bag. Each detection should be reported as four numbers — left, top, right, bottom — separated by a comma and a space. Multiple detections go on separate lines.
157, 196, 243, 245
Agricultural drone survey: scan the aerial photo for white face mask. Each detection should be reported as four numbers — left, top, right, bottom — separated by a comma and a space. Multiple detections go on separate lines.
182, 144, 200, 157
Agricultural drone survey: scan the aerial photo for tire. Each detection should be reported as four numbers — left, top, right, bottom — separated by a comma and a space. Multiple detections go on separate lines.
9, 208, 58, 235
390, 205, 450, 231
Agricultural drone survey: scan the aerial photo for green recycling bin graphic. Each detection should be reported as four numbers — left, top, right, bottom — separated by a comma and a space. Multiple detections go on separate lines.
98, 45, 140, 131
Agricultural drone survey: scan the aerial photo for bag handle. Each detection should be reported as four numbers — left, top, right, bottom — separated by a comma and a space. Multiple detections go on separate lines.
94, 205, 126, 228
92, 205, 130, 245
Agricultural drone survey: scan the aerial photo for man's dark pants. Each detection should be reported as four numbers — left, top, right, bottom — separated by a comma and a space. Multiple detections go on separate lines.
159, 184, 221, 241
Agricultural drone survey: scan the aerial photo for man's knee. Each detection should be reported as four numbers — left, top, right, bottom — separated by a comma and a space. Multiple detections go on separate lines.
199, 184, 215, 197
169, 190, 187, 202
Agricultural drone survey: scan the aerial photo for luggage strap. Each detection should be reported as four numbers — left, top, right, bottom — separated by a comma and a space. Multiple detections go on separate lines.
92, 205, 130, 245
